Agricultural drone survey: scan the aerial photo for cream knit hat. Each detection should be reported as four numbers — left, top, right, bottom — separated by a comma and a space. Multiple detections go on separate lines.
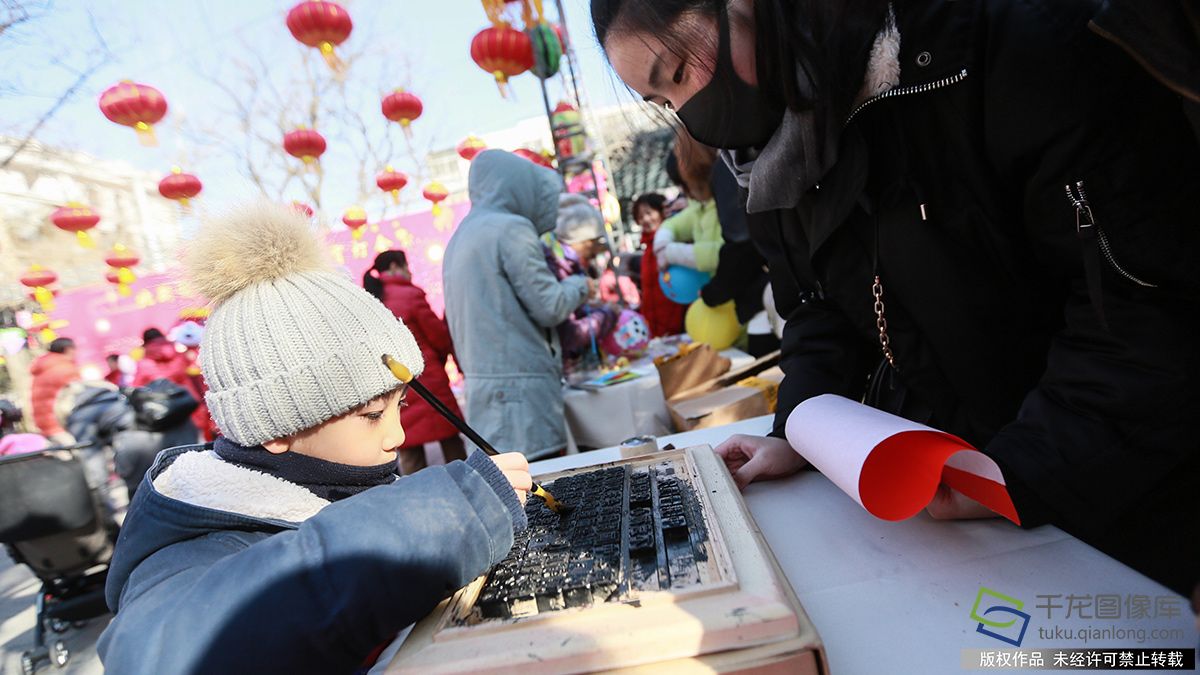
182, 202, 424, 447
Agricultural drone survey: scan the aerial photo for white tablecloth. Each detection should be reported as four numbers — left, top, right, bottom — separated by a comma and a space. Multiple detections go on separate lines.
532, 417, 1199, 674
561, 348, 754, 450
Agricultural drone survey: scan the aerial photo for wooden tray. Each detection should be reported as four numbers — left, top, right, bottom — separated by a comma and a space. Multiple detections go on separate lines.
383, 446, 826, 674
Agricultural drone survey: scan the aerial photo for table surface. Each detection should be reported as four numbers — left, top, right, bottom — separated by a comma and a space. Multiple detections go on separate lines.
531, 417, 1199, 674
561, 348, 754, 450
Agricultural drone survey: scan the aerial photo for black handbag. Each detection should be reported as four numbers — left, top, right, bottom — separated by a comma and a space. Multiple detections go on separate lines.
128, 379, 198, 431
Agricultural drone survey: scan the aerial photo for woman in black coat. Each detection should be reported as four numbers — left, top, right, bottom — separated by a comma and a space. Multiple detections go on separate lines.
593, 0, 1199, 595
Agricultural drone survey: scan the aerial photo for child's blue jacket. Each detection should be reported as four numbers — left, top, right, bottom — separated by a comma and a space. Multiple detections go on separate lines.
98, 443, 525, 674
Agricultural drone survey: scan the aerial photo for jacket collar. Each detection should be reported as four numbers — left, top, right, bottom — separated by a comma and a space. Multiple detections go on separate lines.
153, 447, 331, 523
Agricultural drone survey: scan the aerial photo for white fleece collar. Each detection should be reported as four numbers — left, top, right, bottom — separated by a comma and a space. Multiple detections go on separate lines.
153, 450, 331, 523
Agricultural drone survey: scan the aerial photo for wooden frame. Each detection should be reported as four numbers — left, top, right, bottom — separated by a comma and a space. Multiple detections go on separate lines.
384, 446, 826, 673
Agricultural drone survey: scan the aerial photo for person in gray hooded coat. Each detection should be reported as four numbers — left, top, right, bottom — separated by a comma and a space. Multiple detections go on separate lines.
443, 150, 590, 459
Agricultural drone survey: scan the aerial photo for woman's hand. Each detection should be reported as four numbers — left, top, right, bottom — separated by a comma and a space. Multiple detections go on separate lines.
492, 452, 532, 505
925, 484, 999, 520
713, 434, 807, 490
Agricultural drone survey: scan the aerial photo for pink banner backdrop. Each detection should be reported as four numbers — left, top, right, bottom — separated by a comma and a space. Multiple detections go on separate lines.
44, 203, 468, 374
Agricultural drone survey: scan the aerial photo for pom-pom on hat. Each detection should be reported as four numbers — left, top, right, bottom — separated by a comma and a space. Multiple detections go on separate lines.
182, 201, 424, 447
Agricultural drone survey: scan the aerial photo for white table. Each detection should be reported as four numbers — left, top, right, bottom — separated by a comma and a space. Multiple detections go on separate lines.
532, 417, 1199, 674
561, 348, 754, 450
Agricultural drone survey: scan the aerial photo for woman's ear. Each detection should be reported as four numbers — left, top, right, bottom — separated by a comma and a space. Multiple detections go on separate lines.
263, 437, 291, 454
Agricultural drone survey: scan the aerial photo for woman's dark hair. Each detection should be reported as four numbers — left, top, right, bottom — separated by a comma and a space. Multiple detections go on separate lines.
363, 250, 409, 300
592, 0, 889, 124
632, 193, 667, 221
141, 328, 164, 344
665, 151, 684, 189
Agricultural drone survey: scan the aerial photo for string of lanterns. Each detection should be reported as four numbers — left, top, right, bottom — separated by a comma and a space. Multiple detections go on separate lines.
31, 0, 582, 324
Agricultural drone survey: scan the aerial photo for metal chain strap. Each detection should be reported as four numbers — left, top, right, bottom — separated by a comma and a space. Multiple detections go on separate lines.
872, 275, 897, 369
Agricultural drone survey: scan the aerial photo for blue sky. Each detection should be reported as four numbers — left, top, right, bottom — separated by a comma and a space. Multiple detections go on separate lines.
1, 0, 635, 219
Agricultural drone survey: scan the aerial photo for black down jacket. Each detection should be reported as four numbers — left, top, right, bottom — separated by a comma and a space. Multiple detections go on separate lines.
748, 0, 1200, 594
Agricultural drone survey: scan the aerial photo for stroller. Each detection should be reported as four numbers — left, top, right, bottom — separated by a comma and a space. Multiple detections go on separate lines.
0, 443, 117, 674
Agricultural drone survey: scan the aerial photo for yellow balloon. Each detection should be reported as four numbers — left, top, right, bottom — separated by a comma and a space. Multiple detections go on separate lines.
685, 300, 740, 350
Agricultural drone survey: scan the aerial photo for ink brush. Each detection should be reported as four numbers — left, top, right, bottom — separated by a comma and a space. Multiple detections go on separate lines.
383, 354, 568, 513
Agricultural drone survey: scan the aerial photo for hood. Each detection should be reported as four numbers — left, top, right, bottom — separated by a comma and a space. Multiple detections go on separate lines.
31, 351, 73, 377
143, 337, 180, 363
105, 444, 329, 611
467, 149, 563, 235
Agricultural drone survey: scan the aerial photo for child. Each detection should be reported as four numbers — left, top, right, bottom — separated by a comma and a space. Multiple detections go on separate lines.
98, 202, 532, 674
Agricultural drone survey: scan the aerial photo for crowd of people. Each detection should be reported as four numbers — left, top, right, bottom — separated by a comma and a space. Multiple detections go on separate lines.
4, 0, 1196, 670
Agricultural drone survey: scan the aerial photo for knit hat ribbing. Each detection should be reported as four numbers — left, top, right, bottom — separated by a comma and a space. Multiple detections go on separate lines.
183, 202, 424, 447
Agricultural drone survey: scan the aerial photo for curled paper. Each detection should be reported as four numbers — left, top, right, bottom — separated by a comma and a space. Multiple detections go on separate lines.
785, 394, 1020, 524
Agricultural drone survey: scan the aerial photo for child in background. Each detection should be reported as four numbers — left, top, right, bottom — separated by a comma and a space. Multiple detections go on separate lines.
633, 192, 685, 337
364, 250, 467, 475
99, 202, 531, 674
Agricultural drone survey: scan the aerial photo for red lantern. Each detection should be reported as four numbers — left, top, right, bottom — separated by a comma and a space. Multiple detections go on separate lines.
158, 167, 202, 208
342, 206, 368, 239
98, 81, 168, 146
291, 201, 315, 218
422, 182, 449, 217
470, 25, 534, 97
375, 166, 409, 204
456, 135, 487, 161
104, 244, 140, 293
381, 89, 423, 138
286, 1, 353, 72
284, 128, 327, 167
19, 265, 58, 311
50, 202, 100, 248
512, 147, 554, 169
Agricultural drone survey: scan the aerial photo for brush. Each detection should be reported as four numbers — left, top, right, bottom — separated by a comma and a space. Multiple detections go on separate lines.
383, 354, 567, 513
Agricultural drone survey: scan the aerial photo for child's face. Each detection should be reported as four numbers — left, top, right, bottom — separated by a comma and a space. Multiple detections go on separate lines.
263, 386, 408, 466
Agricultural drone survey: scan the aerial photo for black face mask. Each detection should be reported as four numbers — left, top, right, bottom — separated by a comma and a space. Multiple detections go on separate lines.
675, 6, 785, 150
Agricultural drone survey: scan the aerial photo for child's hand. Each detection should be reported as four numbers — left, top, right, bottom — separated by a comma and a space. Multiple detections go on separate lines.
492, 452, 532, 504
713, 434, 807, 490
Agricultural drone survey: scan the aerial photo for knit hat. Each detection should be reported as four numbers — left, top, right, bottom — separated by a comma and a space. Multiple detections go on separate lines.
182, 201, 424, 447
555, 193, 607, 244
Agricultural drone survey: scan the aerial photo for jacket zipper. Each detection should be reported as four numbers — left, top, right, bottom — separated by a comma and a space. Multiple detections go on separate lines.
845, 68, 970, 126
1064, 181, 1157, 287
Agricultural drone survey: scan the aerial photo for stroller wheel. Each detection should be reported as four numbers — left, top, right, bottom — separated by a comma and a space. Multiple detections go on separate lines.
52, 641, 69, 668
49, 618, 70, 634
20, 651, 36, 675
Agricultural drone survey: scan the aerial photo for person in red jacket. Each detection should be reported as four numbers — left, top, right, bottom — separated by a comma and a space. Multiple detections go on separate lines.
133, 328, 210, 438
29, 337, 81, 444
364, 250, 466, 474
633, 193, 686, 337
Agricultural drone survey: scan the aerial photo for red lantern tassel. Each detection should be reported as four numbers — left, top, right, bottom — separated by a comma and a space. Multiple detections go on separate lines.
391, 190, 400, 205
352, 228, 364, 240
116, 267, 136, 285
493, 72, 510, 98
118, 283, 131, 297
75, 230, 96, 248
319, 42, 344, 73
134, 121, 158, 147
400, 120, 413, 140
432, 203, 443, 217
33, 287, 54, 312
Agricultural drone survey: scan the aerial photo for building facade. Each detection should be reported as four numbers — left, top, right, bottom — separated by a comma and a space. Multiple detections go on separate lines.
0, 136, 182, 305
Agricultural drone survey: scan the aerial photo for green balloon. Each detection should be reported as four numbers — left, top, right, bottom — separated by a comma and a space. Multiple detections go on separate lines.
528, 23, 561, 79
